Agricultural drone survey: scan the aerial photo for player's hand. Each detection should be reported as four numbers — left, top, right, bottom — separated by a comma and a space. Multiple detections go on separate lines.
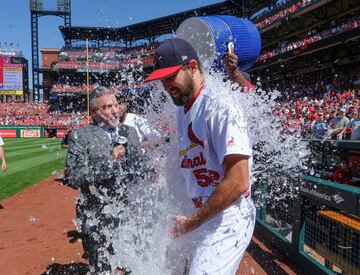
1, 161, 7, 172
224, 52, 239, 74
112, 145, 126, 161
169, 215, 197, 237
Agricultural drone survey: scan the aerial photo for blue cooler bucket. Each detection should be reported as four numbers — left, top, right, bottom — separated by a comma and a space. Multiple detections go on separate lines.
176, 16, 261, 72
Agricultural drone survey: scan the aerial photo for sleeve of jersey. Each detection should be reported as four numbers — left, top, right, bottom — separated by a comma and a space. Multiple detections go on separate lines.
208, 106, 252, 165
245, 80, 254, 91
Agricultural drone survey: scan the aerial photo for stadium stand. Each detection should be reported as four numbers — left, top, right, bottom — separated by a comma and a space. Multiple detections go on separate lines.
257, 16, 360, 62
2, 0, 359, 139
0, 102, 87, 128
255, 0, 316, 29
1, 1, 360, 273
247, 2, 360, 272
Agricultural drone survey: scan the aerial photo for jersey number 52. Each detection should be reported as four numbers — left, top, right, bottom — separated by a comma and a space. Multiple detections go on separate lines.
193, 168, 220, 187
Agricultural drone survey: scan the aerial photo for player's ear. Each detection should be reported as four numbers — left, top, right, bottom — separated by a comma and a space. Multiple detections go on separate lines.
188, 59, 198, 72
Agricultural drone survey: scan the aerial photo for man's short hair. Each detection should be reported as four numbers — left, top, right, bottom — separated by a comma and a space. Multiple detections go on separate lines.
90, 87, 114, 108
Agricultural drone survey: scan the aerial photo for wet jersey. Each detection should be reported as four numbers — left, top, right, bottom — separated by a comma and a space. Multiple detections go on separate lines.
176, 85, 252, 208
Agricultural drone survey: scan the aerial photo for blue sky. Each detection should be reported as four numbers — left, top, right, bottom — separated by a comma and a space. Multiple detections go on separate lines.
0, 0, 223, 86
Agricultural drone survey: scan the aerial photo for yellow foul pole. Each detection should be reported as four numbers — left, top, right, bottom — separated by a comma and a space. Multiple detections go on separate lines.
86, 38, 90, 123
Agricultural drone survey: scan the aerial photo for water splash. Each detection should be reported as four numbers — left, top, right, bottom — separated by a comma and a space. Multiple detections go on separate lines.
72, 67, 309, 274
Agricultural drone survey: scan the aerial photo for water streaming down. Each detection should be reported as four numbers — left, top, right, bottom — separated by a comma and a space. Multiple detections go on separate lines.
69, 62, 311, 274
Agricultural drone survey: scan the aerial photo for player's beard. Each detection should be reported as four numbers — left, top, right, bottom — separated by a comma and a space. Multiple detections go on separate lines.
170, 74, 195, 106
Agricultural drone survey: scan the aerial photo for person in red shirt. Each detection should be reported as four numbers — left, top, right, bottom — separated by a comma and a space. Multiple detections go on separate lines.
332, 160, 352, 185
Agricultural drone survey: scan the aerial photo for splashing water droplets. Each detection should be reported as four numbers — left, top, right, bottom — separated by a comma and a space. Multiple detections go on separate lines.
71, 62, 309, 273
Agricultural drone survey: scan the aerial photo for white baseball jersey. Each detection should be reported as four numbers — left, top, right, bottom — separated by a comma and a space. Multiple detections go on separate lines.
176, 84, 252, 208
124, 113, 156, 142
0, 136, 4, 146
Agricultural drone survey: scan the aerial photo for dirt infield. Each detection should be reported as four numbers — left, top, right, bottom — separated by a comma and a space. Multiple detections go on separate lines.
0, 177, 299, 275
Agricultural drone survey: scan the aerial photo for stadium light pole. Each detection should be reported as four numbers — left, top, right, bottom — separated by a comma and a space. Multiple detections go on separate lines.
29, 0, 71, 102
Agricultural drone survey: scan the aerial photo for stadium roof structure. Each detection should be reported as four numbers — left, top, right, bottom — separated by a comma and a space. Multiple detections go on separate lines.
60, 0, 271, 43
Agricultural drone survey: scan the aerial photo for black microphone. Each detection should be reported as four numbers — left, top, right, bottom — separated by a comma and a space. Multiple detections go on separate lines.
113, 135, 128, 148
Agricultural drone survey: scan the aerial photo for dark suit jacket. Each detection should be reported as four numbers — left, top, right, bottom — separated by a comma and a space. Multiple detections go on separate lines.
64, 123, 144, 200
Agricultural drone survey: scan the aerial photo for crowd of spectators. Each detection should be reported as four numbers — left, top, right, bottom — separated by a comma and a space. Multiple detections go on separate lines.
0, 102, 87, 128
257, 16, 360, 62
51, 83, 149, 94
2, 74, 358, 138
55, 44, 157, 71
272, 71, 360, 140
1, 70, 359, 186
59, 45, 155, 63
255, 0, 315, 29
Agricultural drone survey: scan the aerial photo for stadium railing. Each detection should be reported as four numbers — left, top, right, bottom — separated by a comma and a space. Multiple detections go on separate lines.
255, 141, 360, 275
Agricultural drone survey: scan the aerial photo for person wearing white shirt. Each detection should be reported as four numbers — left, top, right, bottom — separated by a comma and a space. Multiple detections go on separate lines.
0, 136, 7, 172
117, 93, 160, 149
124, 112, 154, 148
145, 38, 255, 275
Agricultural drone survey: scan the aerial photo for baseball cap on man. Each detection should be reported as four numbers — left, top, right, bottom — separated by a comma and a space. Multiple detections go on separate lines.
145, 38, 199, 82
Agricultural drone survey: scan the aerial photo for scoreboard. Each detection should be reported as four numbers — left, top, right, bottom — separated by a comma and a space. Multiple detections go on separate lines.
0, 56, 23, 95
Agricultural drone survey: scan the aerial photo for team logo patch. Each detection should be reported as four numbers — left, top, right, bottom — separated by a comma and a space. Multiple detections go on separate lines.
192, 197, 203, 208
179, 122, 204, 156
153, 55, 163, 67
227, 137, 235, 146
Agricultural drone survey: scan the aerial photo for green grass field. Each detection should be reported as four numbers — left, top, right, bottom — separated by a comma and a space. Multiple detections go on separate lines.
0, 138, 67, 201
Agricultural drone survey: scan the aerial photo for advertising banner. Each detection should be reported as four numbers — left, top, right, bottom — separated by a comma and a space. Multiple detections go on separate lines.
301, 179, 360, 215
0, 126, 44, 138
0, 57, 23, 94
56, 129, 67, 138
0, 129, 17, 138
20, 129, 41, 138
0, 90, 23, 95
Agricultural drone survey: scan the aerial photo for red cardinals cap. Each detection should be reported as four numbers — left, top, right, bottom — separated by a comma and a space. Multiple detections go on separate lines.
145, 38, 199, 82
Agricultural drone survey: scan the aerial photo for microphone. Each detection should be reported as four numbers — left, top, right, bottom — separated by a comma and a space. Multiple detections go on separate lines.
113, 135, 128, 148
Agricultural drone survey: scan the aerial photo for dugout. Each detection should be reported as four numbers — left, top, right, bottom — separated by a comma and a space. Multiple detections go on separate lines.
255, 140, 360, 274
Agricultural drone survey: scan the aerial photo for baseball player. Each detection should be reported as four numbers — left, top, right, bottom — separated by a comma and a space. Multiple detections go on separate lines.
0, 136, 7, 173
145, 38, 255, 275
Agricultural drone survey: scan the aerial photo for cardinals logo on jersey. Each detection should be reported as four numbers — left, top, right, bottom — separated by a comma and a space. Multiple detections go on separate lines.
187, 122, 204, 148
179, 122, 204, 156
